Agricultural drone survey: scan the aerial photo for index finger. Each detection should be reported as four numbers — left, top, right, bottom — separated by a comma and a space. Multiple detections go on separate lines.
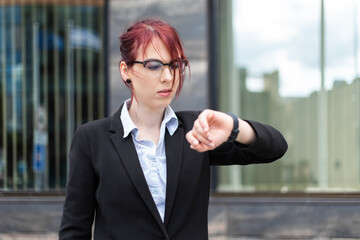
198, 110, 212, 133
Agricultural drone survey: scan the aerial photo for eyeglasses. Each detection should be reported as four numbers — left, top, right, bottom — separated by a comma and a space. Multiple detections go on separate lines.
131, 59, 188, 78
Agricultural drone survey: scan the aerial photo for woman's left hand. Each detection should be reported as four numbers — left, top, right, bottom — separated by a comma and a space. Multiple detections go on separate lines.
186, 109, 233, 152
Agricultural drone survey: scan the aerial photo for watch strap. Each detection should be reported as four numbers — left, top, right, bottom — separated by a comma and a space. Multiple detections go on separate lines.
226, 112, 240, 142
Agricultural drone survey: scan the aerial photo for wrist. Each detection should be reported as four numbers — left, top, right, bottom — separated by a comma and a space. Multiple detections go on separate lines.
225, 112, 240, 142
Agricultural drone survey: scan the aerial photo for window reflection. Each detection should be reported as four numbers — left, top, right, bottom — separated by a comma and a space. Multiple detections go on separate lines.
0, 2, 106, 191
217, 0, 360, 193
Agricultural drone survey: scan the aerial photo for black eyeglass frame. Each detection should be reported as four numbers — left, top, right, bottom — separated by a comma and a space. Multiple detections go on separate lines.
131, 59, 188, 71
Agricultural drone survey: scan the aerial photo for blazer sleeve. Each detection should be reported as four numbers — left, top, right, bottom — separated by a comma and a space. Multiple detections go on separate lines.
59, 126, 97, 240
210, 120, 288, 165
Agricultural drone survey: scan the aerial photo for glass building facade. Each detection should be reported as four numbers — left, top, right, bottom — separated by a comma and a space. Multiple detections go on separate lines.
2, 0, 359, 196
213, 0, 360, 193
0, 1, 359, 238
0, 0, 107, 191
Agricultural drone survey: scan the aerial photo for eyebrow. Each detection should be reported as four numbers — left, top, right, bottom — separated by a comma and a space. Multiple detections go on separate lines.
144, 58, 173, 63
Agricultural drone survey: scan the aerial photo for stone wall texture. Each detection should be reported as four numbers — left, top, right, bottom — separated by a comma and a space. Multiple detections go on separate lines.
1, 196, 360, 239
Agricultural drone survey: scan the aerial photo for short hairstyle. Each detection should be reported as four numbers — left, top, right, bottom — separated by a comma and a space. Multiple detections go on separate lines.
119, 18, 189, 98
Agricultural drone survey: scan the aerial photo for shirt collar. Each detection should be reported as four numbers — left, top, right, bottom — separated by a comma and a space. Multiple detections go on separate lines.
120, 99, 178, 138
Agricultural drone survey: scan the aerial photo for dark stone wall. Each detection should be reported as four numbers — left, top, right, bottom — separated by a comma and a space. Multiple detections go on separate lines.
208, 196, 360, 239
1, 196, 360, 239
0, 197, 64, 234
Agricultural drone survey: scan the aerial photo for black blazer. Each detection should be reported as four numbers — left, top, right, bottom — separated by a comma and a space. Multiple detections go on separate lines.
59, 106, 287, 240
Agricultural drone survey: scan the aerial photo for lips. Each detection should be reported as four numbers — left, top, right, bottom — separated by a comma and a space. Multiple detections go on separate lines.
158, 89, 172, 93
157, 89, 172, 97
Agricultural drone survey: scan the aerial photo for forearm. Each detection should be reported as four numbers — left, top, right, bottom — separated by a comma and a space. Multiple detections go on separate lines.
210, 119, 288, 165
236, 118, 256, 145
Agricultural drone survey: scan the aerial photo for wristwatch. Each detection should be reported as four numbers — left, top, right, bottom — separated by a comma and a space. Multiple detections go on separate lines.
226, 113, 240, 142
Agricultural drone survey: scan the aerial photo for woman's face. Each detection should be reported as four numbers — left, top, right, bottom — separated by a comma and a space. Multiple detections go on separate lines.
127, 37, 180, 111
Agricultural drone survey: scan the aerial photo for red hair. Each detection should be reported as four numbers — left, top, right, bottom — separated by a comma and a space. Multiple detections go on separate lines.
119, 18, 189, 98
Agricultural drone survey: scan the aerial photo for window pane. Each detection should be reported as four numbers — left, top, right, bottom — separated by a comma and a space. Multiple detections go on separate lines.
217, 0, 360, 193
0, 1, 106, 191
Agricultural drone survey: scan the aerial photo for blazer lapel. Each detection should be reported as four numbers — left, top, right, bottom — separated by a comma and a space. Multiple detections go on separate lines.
164, 123, 184, 225
109, 105, 168, 238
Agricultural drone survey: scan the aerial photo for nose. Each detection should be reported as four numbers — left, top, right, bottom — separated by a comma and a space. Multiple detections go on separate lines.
160, 66, 173, 82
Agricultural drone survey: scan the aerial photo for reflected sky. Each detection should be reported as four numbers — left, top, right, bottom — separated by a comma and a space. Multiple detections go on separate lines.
233, 0, 360, 97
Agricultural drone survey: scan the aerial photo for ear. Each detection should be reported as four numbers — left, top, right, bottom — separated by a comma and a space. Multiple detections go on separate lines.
119, 61, 130, 82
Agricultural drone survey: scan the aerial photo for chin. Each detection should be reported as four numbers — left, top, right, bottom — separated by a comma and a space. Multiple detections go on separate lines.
155, 99, 173, 108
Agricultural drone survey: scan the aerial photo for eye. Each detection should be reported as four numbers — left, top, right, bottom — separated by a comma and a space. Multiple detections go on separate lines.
173, 62, 180, 69
145, 61, 163, 71
169, 61, 181, 70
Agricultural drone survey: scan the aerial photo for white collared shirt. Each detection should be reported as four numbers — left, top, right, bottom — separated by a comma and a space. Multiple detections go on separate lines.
120, 99, 178, 222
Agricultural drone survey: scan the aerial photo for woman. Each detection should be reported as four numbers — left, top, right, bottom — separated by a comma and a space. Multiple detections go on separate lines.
59, 19, 287, 240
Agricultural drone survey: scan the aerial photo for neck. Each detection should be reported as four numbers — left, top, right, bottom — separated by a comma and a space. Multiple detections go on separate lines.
128, 100, 165, 130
